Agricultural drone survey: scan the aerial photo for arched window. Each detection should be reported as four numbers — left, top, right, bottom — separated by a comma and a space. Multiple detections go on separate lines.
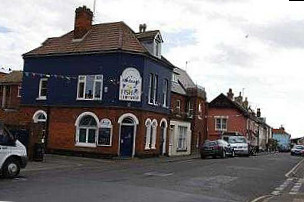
75, 113, 98, 147
145, 119, 152, 149
145, 118, 158, 150
151, 119, 158, 149
33, 110, 47, 123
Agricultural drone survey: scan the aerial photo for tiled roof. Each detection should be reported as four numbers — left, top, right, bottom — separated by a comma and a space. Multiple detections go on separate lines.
23, 22, 148, 57
0, 71, 22, 84
171, 81, 186, 95
174, 68, 196, 89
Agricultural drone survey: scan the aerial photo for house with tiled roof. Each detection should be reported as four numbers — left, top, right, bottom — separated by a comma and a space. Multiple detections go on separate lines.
0, 71, 22, 109
207, 89, 272, 151
169, 67, 207, 156
272, 126, 291, 151
21, 6, 175, 158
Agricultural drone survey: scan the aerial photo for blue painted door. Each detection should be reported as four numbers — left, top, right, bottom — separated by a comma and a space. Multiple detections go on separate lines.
120, 125, 134, 157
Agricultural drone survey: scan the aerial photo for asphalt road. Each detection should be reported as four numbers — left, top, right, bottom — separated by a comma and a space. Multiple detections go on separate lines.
0, 153, 302, 202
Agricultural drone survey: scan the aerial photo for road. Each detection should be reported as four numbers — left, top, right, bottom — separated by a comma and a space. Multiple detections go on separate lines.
0, 153, 302, 202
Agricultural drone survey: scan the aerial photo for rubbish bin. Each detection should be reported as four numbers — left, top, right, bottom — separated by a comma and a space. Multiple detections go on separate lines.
33, 143, 44, 161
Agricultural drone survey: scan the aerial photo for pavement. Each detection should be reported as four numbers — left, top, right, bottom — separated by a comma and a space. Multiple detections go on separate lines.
0, 152, 302, 202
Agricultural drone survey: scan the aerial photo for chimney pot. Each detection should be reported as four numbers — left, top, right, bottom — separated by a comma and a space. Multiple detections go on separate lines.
257, 108, 261, 117
227, 88, 234, 100
74, 6, 93, 39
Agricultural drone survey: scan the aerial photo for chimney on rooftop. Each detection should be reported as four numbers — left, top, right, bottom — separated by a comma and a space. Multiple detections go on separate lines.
257, 108, 261, 117
74, 6, 93, 39
243, 97, 249, 109
139, 23, 147, 33
227, 88, 234, 100
234, 92, 243, 104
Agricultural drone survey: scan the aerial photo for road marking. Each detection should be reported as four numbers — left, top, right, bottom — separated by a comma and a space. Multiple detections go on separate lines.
289, 178, 303, 195
250, 194, 273, 202
286, 158, 304, 178
144, 171, 173, 177
272, 178, 293, 195
271, 190, 280, 196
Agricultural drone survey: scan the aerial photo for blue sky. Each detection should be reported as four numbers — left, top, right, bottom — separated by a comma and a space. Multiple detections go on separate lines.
0, 0, 304, 137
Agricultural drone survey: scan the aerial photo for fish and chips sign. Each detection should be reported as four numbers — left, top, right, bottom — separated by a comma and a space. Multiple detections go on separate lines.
119, 68, 142, 102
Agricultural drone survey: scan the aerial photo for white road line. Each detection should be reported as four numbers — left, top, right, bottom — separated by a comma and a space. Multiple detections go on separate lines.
288, 178, 303, 195
271, 190, 280, 195
285, 158, 304, 178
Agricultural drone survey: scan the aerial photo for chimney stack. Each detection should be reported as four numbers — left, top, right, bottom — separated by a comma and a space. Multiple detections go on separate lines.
257, 108, 261, 117
139, 23, 147, 33
74, 6, 93, 39
227, 88, 234, 100
234, 92, 243, 104
243, 97, 249, 109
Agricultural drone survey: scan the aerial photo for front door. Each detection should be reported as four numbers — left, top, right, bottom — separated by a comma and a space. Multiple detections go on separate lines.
120, 125, 134, 157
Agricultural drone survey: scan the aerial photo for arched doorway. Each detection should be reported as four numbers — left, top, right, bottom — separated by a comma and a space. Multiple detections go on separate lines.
160, 118, 168, 155
32, 110, 47, 144
118, 113, 139, 157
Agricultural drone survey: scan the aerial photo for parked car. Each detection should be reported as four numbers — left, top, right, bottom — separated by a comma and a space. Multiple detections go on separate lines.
200, 139, 235, 159
290, 145, 304, 156
223, 135, 250, 156
0, 122, 27, 178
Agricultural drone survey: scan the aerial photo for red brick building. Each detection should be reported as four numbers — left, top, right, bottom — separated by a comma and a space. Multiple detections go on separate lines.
169, 68, 207, 156
207, 89, 271, 150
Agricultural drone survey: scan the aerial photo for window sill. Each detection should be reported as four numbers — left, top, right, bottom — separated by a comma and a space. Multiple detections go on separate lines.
176, 149, 188, 152
76, 98, 102, 101
75, 143, 96, 148
97, 144, 112, 147
36, 97, 47, 100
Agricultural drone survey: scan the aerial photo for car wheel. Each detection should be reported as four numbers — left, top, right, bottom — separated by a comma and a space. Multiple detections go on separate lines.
221, 150, 226, 158
2, 158, 20, 179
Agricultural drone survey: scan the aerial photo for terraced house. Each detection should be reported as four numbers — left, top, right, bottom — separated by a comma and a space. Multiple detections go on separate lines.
21, 6, 175, 158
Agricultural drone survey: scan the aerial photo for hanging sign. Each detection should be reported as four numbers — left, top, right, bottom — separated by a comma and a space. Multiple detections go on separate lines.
119, 67, 142, 102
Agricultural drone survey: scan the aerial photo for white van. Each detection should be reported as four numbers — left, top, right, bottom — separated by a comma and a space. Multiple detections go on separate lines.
223, 133, 250, 156
0, 122, 27, 178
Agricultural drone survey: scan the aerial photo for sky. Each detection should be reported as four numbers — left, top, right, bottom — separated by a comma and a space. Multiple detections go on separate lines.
0, 0, 303, 138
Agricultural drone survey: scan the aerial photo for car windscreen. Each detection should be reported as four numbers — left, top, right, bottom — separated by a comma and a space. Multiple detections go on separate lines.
295, 146, 304, 149
227, 136, 247, 143
204, 141, 216, 147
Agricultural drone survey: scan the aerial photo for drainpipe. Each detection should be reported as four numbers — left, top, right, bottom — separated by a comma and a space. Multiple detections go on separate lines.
2, 85, 6, 108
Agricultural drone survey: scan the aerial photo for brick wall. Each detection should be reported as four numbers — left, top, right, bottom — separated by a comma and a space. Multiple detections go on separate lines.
207, 108, 247, 140
46, 107, 169, 157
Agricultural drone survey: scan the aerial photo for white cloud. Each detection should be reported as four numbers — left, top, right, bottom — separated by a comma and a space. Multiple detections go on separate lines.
0, 0, 303, 137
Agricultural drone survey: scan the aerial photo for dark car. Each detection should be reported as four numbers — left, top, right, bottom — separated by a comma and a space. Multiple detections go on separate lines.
291, 145, 304, 156
200, 139, 235, 159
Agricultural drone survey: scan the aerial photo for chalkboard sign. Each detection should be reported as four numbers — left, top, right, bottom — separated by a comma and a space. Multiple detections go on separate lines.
98, 128, 111, 146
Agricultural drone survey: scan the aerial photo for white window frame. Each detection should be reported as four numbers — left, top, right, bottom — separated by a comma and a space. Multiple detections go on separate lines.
145, 119, 152, 150
162, 79, 168, 108
177, 126, 187, 150
148, 74, 154, 105
153, 75, 158, 105
151, 119, 158, 149
17, 85, 21, 98
77, 75, 103, 101
37, 78, 48, 100
215, 116, 228, 131
75, 112, 99, 147
187, 101, 193, 118
97, 119, 113, 147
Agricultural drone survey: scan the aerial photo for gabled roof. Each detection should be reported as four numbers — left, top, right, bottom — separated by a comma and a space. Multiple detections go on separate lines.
209, 93, 249, 116
23, 22, 148, 57
171, 80, 187, 95
0, 71, 22, 84
173, 68, 196, 89
273, 128, 290, 136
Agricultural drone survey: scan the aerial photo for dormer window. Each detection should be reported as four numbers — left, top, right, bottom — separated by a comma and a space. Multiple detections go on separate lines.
154, 34, 162, 58
172, 73, 178, 82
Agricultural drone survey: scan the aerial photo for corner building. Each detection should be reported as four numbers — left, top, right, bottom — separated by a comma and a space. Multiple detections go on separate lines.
21, 6, 174, 158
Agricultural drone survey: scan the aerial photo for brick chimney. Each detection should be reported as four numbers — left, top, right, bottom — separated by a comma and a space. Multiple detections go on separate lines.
243, 97, 249, 109
234, 92, 243, 104
227, 88, 234, 100
74, 6, 93, 39
257, 108, 261, 117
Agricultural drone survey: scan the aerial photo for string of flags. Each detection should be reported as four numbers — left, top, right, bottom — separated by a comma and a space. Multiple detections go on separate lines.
23, 71, 78, 80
